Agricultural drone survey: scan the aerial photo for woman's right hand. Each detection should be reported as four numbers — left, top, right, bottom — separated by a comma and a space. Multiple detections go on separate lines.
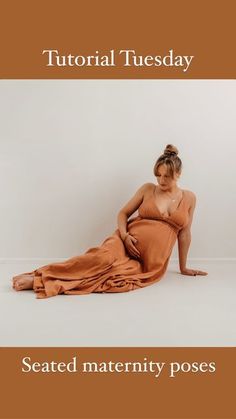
124, 234, 141, 259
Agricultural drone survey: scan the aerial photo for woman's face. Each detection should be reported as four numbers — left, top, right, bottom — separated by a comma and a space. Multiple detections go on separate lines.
156, 164, 180, 191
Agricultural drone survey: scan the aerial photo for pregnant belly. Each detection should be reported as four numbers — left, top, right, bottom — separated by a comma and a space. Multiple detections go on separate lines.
128, 219, 177, 269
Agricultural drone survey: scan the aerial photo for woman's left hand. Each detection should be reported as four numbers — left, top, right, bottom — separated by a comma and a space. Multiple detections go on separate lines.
180, 268, 208, 276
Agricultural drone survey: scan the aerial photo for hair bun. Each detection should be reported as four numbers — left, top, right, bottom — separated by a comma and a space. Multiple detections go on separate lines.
163, 144, 179, 157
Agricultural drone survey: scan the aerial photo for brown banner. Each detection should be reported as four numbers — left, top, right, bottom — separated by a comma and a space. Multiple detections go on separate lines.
0, 347, 235, 419
0, 0, 235, 79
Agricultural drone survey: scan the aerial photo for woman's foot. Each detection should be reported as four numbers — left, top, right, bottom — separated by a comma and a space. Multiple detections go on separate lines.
12, 274, 34, 291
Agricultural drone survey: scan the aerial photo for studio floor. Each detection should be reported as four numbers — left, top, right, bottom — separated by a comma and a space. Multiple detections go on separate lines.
0, 260, 235, 347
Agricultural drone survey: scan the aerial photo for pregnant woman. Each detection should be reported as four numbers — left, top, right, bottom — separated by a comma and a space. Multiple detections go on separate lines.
12, 144, 207, 298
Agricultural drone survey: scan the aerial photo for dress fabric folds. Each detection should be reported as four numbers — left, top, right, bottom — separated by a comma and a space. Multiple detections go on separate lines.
29, 189, 189, 298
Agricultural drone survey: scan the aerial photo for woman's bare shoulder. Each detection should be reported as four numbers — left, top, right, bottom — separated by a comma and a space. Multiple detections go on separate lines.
141, 182, 156, 190
183, 189, 196, 205
139, 182, 155, 196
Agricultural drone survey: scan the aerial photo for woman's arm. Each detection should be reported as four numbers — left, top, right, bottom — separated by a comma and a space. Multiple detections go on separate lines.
117, 183, 151, 239
178, 192, 207, 276
117, 183, 152, 258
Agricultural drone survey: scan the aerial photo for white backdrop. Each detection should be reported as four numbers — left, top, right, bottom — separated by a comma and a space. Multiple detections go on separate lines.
0, 80, 235, 260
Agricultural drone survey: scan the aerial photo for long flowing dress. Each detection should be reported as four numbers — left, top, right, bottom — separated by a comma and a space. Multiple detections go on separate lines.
26, 188, 190, 298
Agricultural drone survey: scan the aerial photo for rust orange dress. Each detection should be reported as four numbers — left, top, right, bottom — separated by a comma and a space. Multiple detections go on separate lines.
28, 189, 190, 298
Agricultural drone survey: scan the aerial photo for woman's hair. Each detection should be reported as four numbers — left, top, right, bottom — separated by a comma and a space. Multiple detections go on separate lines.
153, 144, 182, 178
